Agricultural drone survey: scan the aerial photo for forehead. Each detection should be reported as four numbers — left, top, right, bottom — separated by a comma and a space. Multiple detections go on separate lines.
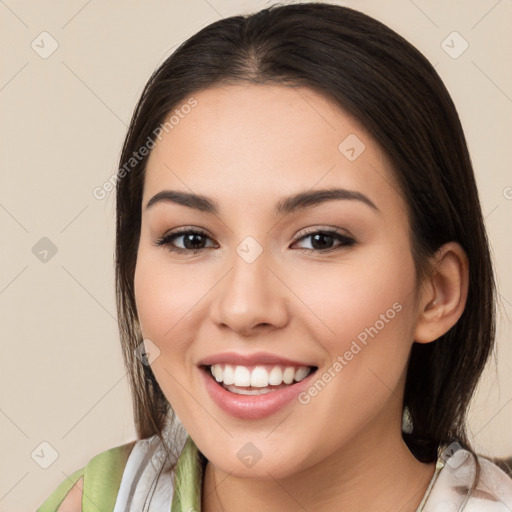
143, 84, 406, 218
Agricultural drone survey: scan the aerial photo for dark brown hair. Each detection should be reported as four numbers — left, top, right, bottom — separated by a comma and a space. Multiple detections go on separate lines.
115, 0, 496, 481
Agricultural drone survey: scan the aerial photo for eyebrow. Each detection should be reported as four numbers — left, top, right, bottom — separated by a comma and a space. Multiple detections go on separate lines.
145, 187, 379, 216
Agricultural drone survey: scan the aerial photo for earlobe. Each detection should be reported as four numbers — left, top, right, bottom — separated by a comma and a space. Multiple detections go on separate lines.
414, 242, 469, 344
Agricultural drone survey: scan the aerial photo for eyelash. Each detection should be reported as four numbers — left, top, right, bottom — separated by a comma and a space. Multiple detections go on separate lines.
154, 227, 356, 255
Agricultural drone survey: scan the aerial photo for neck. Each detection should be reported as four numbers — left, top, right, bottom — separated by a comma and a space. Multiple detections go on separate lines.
201, 425, 436, 512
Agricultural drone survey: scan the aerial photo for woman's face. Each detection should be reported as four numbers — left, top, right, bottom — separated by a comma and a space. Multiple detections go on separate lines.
134, 84, 423, 478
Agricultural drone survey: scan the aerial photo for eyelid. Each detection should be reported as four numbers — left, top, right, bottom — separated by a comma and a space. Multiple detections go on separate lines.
294, 225, 356, 240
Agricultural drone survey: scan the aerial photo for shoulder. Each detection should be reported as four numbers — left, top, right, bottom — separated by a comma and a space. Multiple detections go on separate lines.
468, 454, 512, 510
84, 439, 137, 472
424, 448, 512, 511
55, 476, 83, 512
37, 440, 137, 512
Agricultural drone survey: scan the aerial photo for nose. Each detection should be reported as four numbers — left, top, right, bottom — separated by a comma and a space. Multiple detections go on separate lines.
210, 245, 290, 337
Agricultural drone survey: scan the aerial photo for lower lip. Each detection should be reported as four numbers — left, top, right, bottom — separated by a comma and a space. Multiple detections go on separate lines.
199, 366, 317, 420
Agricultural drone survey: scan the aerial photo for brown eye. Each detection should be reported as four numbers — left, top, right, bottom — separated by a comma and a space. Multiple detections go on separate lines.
293, 229, 356, 254
155, 228, 216, 254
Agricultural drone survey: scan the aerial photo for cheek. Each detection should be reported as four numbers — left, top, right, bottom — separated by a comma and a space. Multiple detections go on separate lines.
133, 251, 203, 409
289, 259, 417, 442
133, 248, 198, 355
295, 245, 416, 345
292, 243, 418, 404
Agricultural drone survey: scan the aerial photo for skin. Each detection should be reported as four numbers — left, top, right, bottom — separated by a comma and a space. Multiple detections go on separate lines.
131, 84, 468, 512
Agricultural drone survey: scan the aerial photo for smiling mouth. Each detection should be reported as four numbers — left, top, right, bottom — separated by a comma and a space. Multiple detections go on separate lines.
202, 364, 318, 395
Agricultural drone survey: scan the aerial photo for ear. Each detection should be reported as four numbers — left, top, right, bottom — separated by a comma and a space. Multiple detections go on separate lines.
414, 242, 469, 344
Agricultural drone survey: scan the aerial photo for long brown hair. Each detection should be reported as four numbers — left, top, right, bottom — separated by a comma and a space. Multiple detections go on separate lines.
115, 1, 496, 473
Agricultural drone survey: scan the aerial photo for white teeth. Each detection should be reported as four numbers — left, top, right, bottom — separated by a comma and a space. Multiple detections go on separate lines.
213, 365, 223, 382
282, 367, 295, 384
224, 384, 275, 395
250, 366, 269, 387
233, 366, 251, 386
294, 367, 310, 381
223, 364, 235, 385
268, 366, 283, 385
209, 364, 312, 388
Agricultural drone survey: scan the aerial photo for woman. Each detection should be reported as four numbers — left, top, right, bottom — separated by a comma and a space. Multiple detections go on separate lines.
38, 2, 512, 511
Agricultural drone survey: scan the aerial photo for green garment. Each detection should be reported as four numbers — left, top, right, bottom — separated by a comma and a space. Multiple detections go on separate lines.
36, 435, 203, 512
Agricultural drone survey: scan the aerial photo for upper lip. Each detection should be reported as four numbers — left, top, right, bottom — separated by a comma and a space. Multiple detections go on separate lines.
198, 351, 316, 368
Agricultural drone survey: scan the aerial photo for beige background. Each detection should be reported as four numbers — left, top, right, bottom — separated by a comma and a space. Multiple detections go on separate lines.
0, 0, 511, 510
